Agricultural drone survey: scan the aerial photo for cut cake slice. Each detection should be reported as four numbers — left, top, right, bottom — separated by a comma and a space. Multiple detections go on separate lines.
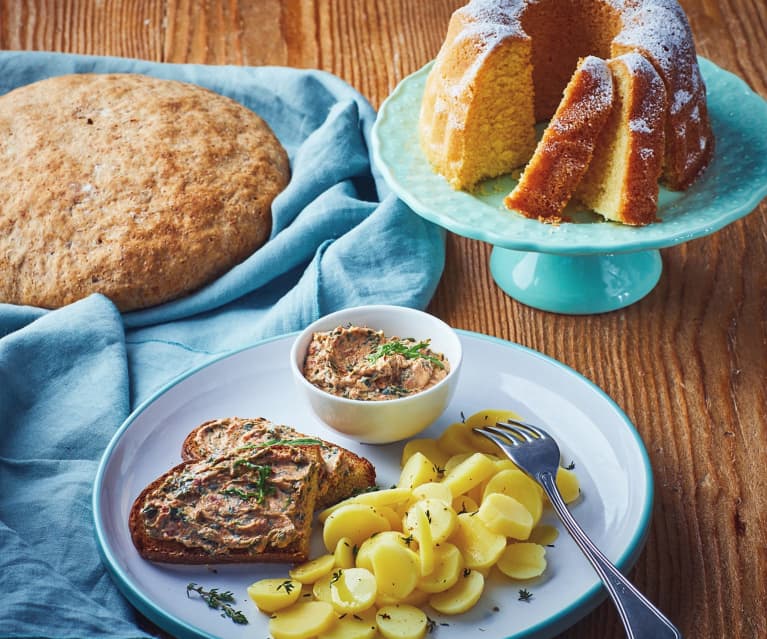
504, 55, 614, 222
575, 52, 667, 225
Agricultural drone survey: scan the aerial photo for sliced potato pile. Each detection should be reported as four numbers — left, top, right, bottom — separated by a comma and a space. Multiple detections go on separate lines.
248, 409, 580, 639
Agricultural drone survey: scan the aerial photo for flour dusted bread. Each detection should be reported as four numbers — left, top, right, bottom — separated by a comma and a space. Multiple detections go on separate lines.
129, 444, 321, 564
0, 73, 290, 311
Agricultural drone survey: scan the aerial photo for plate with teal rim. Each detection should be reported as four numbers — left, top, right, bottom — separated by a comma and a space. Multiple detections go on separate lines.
371, 58, 767, 314
94, 329, 654, 639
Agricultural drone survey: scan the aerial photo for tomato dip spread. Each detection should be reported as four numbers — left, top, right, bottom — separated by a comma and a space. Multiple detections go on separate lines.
302, 325, 449, 400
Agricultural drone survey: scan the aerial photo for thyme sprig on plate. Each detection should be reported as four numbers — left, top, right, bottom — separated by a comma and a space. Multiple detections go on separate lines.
186, 582, 248, 624
366, 339, 445, 369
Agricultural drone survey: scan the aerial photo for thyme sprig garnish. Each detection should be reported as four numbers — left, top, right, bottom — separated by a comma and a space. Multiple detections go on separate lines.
518, 588, 534, 602
186, 582, 248, 624
366, 339, 445, 369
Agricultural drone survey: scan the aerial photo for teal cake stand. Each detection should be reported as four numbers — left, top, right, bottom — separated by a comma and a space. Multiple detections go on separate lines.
371, 58, 767, 315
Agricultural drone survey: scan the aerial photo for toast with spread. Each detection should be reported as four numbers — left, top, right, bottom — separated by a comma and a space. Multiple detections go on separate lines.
181, 417, 376, 508
129, 444, 321, 564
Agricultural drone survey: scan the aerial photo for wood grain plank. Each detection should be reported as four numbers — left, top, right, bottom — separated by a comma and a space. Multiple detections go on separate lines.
0, 2, 765, 638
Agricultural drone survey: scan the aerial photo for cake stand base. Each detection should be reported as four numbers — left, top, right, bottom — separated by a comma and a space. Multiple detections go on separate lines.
489, 248, 663, 314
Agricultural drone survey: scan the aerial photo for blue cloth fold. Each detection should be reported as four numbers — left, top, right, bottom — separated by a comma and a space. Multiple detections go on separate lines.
0, 51, 445, 638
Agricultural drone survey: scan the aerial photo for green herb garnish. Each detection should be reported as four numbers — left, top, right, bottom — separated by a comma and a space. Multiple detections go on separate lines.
277, 580, 295, 594
366, 339, 445, 369
238, 437, 323, 451
518, 588, 534, 602
221, 464, 273, 503
186, 583, 248, 624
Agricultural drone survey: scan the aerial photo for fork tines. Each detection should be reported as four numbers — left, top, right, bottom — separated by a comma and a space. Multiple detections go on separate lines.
473, 418, 547, 445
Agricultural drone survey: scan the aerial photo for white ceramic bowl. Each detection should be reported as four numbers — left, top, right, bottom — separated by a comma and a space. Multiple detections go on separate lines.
290, 304, 463, 444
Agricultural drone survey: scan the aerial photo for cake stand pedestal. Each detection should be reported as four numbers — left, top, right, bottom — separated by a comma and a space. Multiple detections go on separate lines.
489, 249, 662, 314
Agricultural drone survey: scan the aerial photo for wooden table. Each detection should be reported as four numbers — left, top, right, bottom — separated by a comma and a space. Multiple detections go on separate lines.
3, 2, 764, 637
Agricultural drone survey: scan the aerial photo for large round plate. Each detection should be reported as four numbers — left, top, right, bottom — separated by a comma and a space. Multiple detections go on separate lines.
371, 58, 767, 254
94, 331, 653, 639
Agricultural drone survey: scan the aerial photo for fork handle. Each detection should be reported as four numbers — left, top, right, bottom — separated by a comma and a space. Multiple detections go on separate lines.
538, 471, 682, 639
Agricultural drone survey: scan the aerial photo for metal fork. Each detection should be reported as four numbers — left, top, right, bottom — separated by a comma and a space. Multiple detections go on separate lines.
474, 419, 682, 639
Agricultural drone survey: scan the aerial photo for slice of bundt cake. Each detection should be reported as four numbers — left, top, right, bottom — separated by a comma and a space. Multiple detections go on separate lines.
576, 52, 667, 225
504, 56, 614, 222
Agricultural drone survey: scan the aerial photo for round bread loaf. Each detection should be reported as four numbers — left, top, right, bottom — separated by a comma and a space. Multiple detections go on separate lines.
0, 73, 290, 311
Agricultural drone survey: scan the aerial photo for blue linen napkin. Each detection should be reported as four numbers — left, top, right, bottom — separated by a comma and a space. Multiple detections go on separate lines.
0, 51, 445, 638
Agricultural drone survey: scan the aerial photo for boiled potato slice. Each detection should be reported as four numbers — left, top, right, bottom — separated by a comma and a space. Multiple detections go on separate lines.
404, 498, 457, 545
443, 453, 472, 475
452, 495, 479, 514
463, 408, 523, 430
269, 600, 335, 639
483, 469, 543, 525
449, 512, 506, 571
411, 481, 452, 505
355, 531, 410, 572
477, 493, 534, 540
436, 423, 475, 456
376, 505, 405, 531
323, 504, 391, 552
247, 578, 301, 613
376, 604, 428, 639
376, 587, 430, 608
556, 466, 581, 503
330, 567, 378, 614
496, 542, 547, 580
442, 453, 498, 497
365, 534, 421, 600
411, 503, 435, 576
319, 488, 411, 523
401, 438, 449, 469
529, 524, 559, 546
417, 542, 464, 593
429, 569, 485, 615
313, 573, 334, 603
319, 606, 378, 639
334, 537, 357, 569
290, 553, 336, 584
398, 452, 440, 490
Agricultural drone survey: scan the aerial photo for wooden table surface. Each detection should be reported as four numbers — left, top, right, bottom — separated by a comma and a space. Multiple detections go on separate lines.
3, 1, 765, 638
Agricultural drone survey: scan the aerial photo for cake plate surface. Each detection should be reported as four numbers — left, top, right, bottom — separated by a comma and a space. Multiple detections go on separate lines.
371, 58, 767, 314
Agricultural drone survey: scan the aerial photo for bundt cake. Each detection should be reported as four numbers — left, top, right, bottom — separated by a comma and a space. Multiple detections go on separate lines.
504, 56, 614, 222
418, 0, 714, 221
576, 52, 667, 225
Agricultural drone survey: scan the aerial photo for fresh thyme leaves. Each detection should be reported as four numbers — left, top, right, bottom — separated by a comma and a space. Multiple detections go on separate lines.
276, 580, 295, 594
426, 616, 437, 633
186, 582, 248, 624
366, 339, 445, 369
565, 460, 576, 470
401, 534, 415, 546
518, 588, 534, 602
330, 569, 343, 584
221, 463, 274, 503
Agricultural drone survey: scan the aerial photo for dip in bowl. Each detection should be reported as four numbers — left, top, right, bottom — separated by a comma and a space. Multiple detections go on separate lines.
290, 305, 462, 444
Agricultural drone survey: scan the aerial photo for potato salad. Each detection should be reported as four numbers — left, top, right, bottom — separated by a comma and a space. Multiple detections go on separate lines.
247, 409, 581, 639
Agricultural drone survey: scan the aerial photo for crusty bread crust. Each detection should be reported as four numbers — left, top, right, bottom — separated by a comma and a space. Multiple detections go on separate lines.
0, 73, 290, 311
181, 417, 376, 508
129, 445, 320, 564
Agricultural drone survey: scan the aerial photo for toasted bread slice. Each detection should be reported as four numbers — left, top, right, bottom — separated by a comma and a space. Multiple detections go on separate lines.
129, 444, 321, 564
181, 417, 376, 508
